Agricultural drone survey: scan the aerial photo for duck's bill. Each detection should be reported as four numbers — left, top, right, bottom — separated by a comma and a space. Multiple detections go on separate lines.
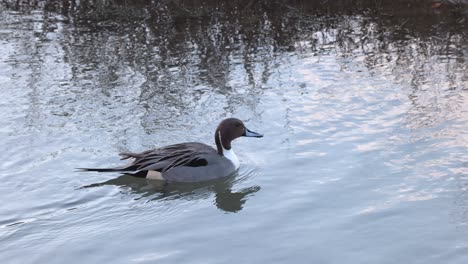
244, 128, 263, 138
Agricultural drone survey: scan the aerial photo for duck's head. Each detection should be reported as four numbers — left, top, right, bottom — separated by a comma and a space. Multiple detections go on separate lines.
215, 118, 263, 155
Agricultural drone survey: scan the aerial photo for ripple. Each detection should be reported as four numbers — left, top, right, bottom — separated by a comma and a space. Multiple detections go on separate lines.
1, 1, 468, 263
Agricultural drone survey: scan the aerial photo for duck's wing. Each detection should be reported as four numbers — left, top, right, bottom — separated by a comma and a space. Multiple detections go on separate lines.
80, 143, 216, 175
130, 143, 214, 172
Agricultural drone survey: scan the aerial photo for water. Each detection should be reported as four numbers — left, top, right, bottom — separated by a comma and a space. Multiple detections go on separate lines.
1, 0, 467, 263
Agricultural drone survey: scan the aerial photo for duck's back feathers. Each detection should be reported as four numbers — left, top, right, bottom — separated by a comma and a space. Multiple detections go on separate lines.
80, 142, 235, 182
130, 143, 213, 171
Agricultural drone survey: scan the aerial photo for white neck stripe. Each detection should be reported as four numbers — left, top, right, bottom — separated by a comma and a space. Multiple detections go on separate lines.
218, 131, 240, 170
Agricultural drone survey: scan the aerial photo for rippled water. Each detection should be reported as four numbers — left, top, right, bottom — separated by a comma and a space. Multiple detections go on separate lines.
1, 0, 468, 263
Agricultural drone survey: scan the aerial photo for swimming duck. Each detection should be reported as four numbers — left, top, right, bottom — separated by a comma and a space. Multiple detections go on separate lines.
80, 118, 263, 182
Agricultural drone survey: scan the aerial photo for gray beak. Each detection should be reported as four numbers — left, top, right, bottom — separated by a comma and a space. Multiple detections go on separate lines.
244, 128, 263, 138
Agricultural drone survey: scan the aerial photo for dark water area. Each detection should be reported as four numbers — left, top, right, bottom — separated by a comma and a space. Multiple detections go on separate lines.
1, 0, 467, 263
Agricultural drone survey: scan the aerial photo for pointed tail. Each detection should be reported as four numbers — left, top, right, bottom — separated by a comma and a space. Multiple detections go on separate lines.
77, 166, 130, 173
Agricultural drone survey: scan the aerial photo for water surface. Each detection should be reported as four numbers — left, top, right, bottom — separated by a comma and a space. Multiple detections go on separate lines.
1, 1, 468, 263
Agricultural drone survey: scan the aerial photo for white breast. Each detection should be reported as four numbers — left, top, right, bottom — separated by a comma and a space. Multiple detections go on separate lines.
223, 147, 240, 170
218, 131, 240, 170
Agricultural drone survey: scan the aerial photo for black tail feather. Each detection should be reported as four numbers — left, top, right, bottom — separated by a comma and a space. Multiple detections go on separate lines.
77, 167, 149, 178
77, 166, 134, 172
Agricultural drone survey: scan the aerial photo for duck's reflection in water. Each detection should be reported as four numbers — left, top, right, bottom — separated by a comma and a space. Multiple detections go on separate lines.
82, 174, 260, 213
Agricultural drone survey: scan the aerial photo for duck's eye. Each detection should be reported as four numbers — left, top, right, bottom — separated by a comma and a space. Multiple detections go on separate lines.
236, 124, 242, 128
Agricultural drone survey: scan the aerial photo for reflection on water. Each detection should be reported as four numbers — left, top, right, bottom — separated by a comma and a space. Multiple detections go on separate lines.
1, 0, 466, 132
1, 0, 468, 263
81, 174, 260, 213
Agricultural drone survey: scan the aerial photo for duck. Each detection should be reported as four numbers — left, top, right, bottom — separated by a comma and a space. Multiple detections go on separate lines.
79, 118, 263, 182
